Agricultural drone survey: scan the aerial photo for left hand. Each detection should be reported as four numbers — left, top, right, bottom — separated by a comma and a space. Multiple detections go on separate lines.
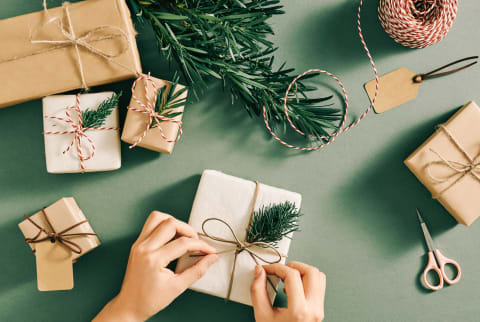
93, 211, 218, 322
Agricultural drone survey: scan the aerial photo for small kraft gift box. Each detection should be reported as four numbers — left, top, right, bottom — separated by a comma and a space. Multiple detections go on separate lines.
43, 92, 121, 173
121, 73, 188, 154
18, 198, 100, 291
176, 170, 302, 306
405, 101, 480, 226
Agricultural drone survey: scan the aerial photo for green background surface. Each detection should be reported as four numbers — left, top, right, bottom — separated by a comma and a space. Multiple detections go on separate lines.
1, 1, 479, 321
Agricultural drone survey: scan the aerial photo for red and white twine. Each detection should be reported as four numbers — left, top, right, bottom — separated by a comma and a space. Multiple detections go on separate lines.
43, 94, 119, 173
264, 0, 458, 151
127, 73, 183, 149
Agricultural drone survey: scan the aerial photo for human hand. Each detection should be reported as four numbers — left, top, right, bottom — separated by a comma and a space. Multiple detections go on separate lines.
93, 211, 218, 322
251, 262, 326, 322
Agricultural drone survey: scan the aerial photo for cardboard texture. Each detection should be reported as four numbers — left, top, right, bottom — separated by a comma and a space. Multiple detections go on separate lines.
121, 75, 187, 154
365, 67, 420, 113
176, 170, 302, 306
43, 92, 121, 173
18, 197, 100, 261
0, 0, 142, 108
35, 241, 74, 291
405, 101, 480, 226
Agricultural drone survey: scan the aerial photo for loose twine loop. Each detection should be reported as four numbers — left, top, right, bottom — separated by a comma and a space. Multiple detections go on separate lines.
263, 0, 458, 151
43, 94, 120, 173
127, 73, 183, 149
426, 125, 480, 199
24, 208, 97, 255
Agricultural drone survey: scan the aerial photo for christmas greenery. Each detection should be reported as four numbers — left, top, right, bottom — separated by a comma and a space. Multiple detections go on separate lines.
246, 201, 301, 245
151, 76, 187, 128
82, 92, 122, 128
128, 0, 343, 140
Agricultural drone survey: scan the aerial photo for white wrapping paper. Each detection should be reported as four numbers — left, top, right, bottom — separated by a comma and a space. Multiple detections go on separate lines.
42, 93, 121, 173
176, 170, 302, 306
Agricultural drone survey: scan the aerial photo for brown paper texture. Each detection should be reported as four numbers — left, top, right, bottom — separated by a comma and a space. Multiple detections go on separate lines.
405, 101, 480, 226
0, 0, 142, 108
18, 197, 100, 261
365, 67, 419, 113
35, 241, 74, 291
121, 75, 187, 154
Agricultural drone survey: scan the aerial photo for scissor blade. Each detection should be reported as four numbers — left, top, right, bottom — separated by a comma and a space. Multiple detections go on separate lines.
416, 209, 436, 252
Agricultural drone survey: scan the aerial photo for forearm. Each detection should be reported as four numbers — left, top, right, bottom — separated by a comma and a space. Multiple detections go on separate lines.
93, 296, 143, 322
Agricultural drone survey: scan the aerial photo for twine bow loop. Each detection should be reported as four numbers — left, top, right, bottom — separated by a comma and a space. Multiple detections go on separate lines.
127, 73, 183, 149
426, 124, 480, 198
24, 208, 97, 255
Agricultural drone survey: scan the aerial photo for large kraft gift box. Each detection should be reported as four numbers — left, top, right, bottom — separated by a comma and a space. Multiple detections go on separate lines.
0, 0, 142, 108
18, 197, 100, 262
176, 170, 302, 306
405, 101, 480, 226
121, 75, 187, 154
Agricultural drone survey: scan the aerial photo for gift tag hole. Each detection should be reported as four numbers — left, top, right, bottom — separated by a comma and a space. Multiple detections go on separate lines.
50, 238, 56, 243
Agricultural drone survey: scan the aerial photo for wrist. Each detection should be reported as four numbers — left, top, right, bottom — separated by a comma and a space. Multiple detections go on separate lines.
95, 294, 146, 322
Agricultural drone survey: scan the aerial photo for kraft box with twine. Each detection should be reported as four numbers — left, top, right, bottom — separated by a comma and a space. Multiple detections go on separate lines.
405, 101, 480, 226
176, 170, 302, 306
0, 0, 142, 108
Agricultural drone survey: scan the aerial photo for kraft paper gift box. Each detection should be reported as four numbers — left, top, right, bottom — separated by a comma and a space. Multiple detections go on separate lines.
121, 74, 187, 154
176, 170, 302, 306
0, 0, 142, 108
405, 101, 480, 226
18, 197, 100, 291
43, 92, 121, 173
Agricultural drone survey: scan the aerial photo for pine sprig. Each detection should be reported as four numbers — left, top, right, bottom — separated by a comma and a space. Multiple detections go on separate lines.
151, 77, 187, 128
82, 92, 122, 128
246, 201, 301, 246
129, 0, 344, 140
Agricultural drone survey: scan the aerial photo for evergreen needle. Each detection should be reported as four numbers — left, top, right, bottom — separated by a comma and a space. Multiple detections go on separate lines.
82, 92, 122, 129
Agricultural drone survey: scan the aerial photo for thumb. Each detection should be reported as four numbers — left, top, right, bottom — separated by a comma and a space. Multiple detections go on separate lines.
177, 254, 218, 290
251, 266, 274, 320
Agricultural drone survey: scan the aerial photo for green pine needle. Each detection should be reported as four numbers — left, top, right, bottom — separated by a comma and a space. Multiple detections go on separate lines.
246, 201, 301, 245
82, 92, 122, 129
150, 77, 187, 128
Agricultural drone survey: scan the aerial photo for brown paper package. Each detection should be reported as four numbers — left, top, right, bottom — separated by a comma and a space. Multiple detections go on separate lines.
0, 0, 142, 108
18, 197, 100, 261
121, 75, 187, 154
405, 101, 480, 226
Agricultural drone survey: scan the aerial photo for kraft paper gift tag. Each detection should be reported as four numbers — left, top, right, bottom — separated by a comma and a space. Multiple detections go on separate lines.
35, 241, 74, 291
43, 93, 121, 173
176, 170, 302, 306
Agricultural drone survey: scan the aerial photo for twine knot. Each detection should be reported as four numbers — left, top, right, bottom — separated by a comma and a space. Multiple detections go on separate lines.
426, 124, 480, 199
127, 73, 183, 149
24, 208, 97, 255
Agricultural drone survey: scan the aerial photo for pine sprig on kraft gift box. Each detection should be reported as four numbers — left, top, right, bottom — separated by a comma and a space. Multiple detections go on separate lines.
81, 92, 122, 129
127, 0, 343, 140
150, 76, 187, 128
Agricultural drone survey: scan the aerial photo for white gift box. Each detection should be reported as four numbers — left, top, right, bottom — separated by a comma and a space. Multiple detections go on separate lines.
42, 93, 121, 173
176, 170, 302, 306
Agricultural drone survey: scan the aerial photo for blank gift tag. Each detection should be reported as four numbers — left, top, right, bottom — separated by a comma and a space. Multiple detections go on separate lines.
35, 241, 74, 291
364, 67, 419, 114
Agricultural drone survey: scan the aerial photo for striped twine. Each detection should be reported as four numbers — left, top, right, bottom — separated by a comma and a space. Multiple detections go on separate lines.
43, 94, 119, 173
263, 0, 457, 151
127, 73, 183, 149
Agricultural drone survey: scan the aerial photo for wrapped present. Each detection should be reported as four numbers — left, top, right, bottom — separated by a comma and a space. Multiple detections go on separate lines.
43, 92, 121, 173
0, 0, 142, 108
18, 197, 100, 291
121, 73, 187, 154
405, 101, 480, 226
176, 170, 302, 306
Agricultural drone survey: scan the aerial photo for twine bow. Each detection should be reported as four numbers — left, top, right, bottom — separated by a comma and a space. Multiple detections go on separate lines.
0, 1, 138, 90
43, 94, 119, 173
426, 124, 480, 198
127, 73, 183, 149
197, 218, 283, 301
24, 208, 97, 255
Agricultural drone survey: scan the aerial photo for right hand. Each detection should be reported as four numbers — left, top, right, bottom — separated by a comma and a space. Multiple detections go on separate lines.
251, 262, 326, 322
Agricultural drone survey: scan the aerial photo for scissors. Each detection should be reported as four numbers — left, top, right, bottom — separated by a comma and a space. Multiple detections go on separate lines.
417, 209, 461, 291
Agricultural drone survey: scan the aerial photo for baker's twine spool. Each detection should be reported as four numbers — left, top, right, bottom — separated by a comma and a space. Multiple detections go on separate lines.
379, 0, 458, 49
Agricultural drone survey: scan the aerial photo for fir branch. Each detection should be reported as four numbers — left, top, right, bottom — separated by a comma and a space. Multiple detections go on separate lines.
129, 0, 344, 140
151, 77, 187, 128
246, 201, 301, 246
82, 92, 122, 129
